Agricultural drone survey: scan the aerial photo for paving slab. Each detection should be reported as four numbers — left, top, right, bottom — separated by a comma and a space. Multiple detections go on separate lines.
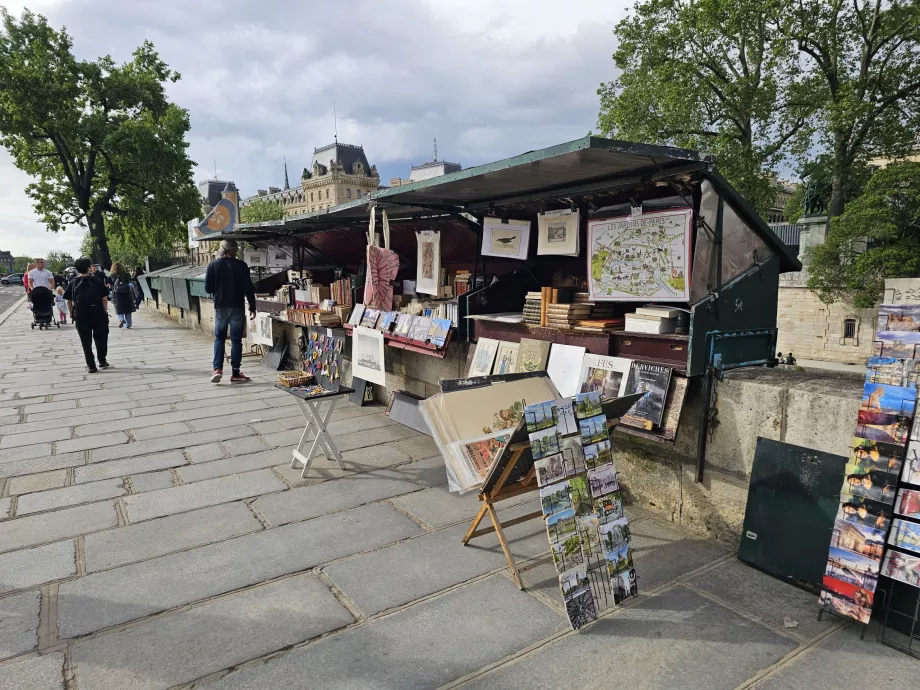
75, 449, 186, 484
0, 443, 53, 464
0, 652, 64, 690
123, 469, 286, 523
6, 470, 68, 495
221, 435, 270, 456
326, 523, 509, 616
756, 624, 916, 689
0, 539, 76, 592
15, 478, 126, 516
390, 485, 485, 528
71, 573, 353, 690
127, 403, 174, 417
686, 558, 838, 643
0, 451, 85, 480
72, 392, 133, 408
185, 442, 226, 463
176, 449, 289, 483
0, 501, 118, 554
58, 502, 422, 637
0, 497, 10, 519
56, 432, 128, 454
128, 422, 190, 442
84, 501, 262, 572
0, 428, 71, 449
22, 400, 76, 415
128, 470, 175, 493
91, 426, 254, 462
629, 516, 730, 592
211, 575, 563, 690
260, 423, 419, 453
271, 461, 356, 485
253, 469, 422, 526
186, 405, 294, 432
0, 591, 40, 660
393, 453, 448, 487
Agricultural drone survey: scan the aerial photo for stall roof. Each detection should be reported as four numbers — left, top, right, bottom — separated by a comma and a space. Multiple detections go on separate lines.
229, 135, 801, 272
145, 264, 207, 280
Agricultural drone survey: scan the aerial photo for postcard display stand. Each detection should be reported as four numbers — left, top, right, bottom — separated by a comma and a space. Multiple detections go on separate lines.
817, 293, 920, 653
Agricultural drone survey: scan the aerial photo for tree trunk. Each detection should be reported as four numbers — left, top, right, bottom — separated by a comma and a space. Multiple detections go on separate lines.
87, 211, 112, 269
828, 134, 849, 218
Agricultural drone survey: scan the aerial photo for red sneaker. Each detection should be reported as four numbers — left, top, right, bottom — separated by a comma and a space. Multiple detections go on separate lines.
210, 369, 223, 383
230, 372, 251, 383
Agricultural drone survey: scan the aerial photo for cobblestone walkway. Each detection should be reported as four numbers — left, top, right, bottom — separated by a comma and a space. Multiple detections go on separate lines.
0, 301, 916, 689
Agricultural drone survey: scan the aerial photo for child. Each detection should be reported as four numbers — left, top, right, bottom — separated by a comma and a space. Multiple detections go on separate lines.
54, 286, 68, 324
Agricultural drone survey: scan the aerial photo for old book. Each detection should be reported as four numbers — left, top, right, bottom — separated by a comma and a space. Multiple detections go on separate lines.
635, 306, 683, 318
622, 362, 673, 430
624, 315, 675, 334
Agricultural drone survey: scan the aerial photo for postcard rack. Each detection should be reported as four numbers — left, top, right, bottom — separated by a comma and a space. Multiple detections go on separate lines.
343, 323, 454, 359
877, 582, 920, 656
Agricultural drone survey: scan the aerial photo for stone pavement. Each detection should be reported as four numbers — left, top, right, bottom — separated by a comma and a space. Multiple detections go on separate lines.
0, 302, 917, 689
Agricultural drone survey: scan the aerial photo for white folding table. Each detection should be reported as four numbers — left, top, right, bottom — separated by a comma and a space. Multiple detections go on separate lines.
275, 384, 354, 478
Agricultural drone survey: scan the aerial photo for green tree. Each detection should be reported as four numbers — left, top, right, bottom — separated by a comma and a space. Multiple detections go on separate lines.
783, 155, 875, 222
44, 251, 73, 273
12, 256, 33, 272
597, 0, 815, 215
0, 9, 199, 268
240, 198, 285, 224
806, 162, 920, 307
780, 0, 920, 217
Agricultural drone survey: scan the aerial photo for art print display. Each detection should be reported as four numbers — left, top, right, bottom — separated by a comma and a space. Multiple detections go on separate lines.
352, 326, 386, 386
348, 303, 366, 326
537, 209, 580, 256
254, 312, 275, 347
482, 217, 531, 260
364, 245, 400, 311
515, 338, 551, 373
622, 362, 673, 430
492, 341, 520, 375
587, 208, 691, 301
416, 230, 441, 296
468, 338, 500, 377
888, 518, 920, 555
880, 549, 920, 587
577, 355, 631, 401
546, 343, 587, 398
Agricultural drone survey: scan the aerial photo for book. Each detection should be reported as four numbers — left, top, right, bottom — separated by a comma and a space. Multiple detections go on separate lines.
378, 312, 397, 333
635, 306, 683, 318
624, 315, 675, 334
408, 316, 432, 342
394, 313, 414, 337
430, 318, 452, 347
348, 304, 366, 326
622, 362, 673, 430
360, 308, 381, 329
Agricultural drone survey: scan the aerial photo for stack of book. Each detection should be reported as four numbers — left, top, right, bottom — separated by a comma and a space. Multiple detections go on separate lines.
624, 306, 680, 334
453, 270, 471, 296
331, 277, 352, 307
333, 305, 351, 325
312, 312, 341, 327
545, 303, 592, 329
523, 291, 542, 325
310, 285, 330, 303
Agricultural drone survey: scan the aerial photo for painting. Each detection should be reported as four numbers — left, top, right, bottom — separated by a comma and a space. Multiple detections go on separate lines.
537, 209, 580, 257
482, 217, 531, 260
468, 338, 500, 377
416, 230, 441, 295
352, 325, 386, 386
254, 312, 275, 347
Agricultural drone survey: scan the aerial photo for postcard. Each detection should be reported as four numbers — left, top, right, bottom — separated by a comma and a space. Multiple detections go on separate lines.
574, 391, 603, 420
825, 546, 881, 586
874, 330, 920, 359
840, 467, 897, 504
854, 418, 910, 446
880, 549, 920, 587
468, 338, 499, 377
903, 441, 920, 486
888, 518, 920, 555
546, 507, 577, 542
895, 488, 920, 519
530, 425, 562, 460
540, 480, 573, 518
866, 356, 910, 387
552, 398, 579, 436
600, 517, 631, 552
565, 588, 597, 630
550, 530, 582, 573
559, 435, 586, 474
524, 400, 556, 433
579, 414, 608, 445
605, 543, 634, 575
860, 381, 916, 417
611, 567, 638, 605
838, 496, 892, 532
878, 304, 920, 332
820, 578, 873, 624
851, 437, 904, 476
830, 518, 885, 558
584, 439, 613, 470
577, 354, 631, 401
588, 463, 620, 498
560, 568, 590, 601
535, 453, 568, 487
595, 491, 625, 525
578, 515, 602, 557
569, 474, 593, 516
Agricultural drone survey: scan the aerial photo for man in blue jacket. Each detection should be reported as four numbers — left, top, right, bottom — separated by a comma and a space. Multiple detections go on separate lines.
205, 239, 256, 383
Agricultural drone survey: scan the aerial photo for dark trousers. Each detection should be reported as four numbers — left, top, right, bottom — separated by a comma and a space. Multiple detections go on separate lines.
213, 307, 245, 371
75, 311, 109, 368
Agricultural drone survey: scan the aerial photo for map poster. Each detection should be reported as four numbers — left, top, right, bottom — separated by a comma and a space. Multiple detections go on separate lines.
587, 208, 692, 302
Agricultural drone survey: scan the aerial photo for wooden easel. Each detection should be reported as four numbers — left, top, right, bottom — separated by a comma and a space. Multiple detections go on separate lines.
461, 441, 547, 590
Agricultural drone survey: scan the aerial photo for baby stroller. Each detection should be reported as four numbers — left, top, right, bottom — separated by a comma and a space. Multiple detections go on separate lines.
30, 286, 58, 330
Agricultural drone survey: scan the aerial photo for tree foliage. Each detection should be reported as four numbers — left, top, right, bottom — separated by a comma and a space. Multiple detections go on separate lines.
783, 154, 875, 222
807, 162, 920, 307
44, 251, 73, 273
240, 198, 285, 224
0, 9, 199, 268
12, 256, 33, 272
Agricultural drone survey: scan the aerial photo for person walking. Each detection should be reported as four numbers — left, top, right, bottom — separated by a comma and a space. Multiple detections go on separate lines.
109, 262, 136, 328
205, 239, 255, 383
22, 263, 32, 298
64, 258, 110, 373
28, 258, 55, 292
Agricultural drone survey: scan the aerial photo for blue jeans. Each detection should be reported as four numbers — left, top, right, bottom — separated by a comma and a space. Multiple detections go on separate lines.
213, 307, 245, 372
118, 312, 132, 327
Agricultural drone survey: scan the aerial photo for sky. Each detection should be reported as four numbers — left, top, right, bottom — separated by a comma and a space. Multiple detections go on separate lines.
0, 0, 630, 258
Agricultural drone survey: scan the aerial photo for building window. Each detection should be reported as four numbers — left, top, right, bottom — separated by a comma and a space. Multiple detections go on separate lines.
310, 192, 314, 202
844, 318, 857, 339
325, 189, 329, 199
346, 188, 351, 199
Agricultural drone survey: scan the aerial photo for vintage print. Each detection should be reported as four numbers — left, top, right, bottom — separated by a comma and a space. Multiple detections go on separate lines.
820, 577, 873, 624
415, 230, 441, 295
565, 588, 598, 630
551, 534, 584, 573
878, 305, 920, 332
595, 491, 625, 525
584, 440, 613, 470
352, 326, 386, 386
888, 518, 920, 555
421, 242, 434, 279
612, 567, 638, 605
829, 519, 885, 559
516, 338, 551, 373
547, 221, 567, 243
903, 441, 920, 486
546, 508, 577, 543
482, 218, 531, 260
492, 341, 520, 375
895, 488, 920, 519
588, 464, 620, 498
880, 549, 920, 588
537, 209, 579, 256
574, 391, 603, 420
468, 338, 499, 377
540, 481, 573, 517
825, 546, 880, 588
535, 453, 568, 487
524, 400, 556, 433
457, 432, 511, 483
579, 414, 608, 445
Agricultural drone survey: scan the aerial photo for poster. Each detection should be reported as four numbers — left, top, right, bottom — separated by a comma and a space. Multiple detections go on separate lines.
482, 218, 530, 260
352, 325, 386, 386
253, 312, 275, 346
537, 209, 579, 256
587, 208, 691, 302
622, 362, 673, 430
416, 230, 441, 296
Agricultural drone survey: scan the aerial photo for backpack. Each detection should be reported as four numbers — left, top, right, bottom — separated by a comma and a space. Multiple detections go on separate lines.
71, 276, 100, 319
114, 273, 132, 295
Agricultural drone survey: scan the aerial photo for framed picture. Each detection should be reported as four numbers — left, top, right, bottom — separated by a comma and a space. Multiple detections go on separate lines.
416, 230, 441, 295
352, 326, 386, 386
482, 218, 530, 260
468, 338, 500, 377
537, 209, 579, 256
253, 312, 275, 346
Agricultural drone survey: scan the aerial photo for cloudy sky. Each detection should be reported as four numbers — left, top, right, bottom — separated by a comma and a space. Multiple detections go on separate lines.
0, 0, 629, 258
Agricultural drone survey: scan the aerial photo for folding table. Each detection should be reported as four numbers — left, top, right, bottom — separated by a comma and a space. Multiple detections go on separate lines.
274, 384, 355, 478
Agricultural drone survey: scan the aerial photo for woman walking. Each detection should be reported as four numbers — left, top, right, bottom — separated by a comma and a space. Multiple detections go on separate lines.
22, 263, 32, 298
109, 262, 136, 328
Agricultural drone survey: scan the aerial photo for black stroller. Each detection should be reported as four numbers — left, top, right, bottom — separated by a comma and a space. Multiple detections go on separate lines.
30, 285, 59, 330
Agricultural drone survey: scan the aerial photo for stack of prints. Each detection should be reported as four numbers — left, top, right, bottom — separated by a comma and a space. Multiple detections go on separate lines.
528, 390, 637, 631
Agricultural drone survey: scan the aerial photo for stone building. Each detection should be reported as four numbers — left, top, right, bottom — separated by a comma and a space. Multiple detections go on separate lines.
389, 158, 462, 187
0, 250, 13, 272
240, 143, 380, 217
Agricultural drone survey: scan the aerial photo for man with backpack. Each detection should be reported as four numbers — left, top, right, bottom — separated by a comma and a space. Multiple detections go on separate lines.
64, 257, 110, 373
205, 239, 255, 383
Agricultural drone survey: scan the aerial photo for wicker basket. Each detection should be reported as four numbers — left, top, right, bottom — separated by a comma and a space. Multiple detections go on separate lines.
278, 370, 314, 388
